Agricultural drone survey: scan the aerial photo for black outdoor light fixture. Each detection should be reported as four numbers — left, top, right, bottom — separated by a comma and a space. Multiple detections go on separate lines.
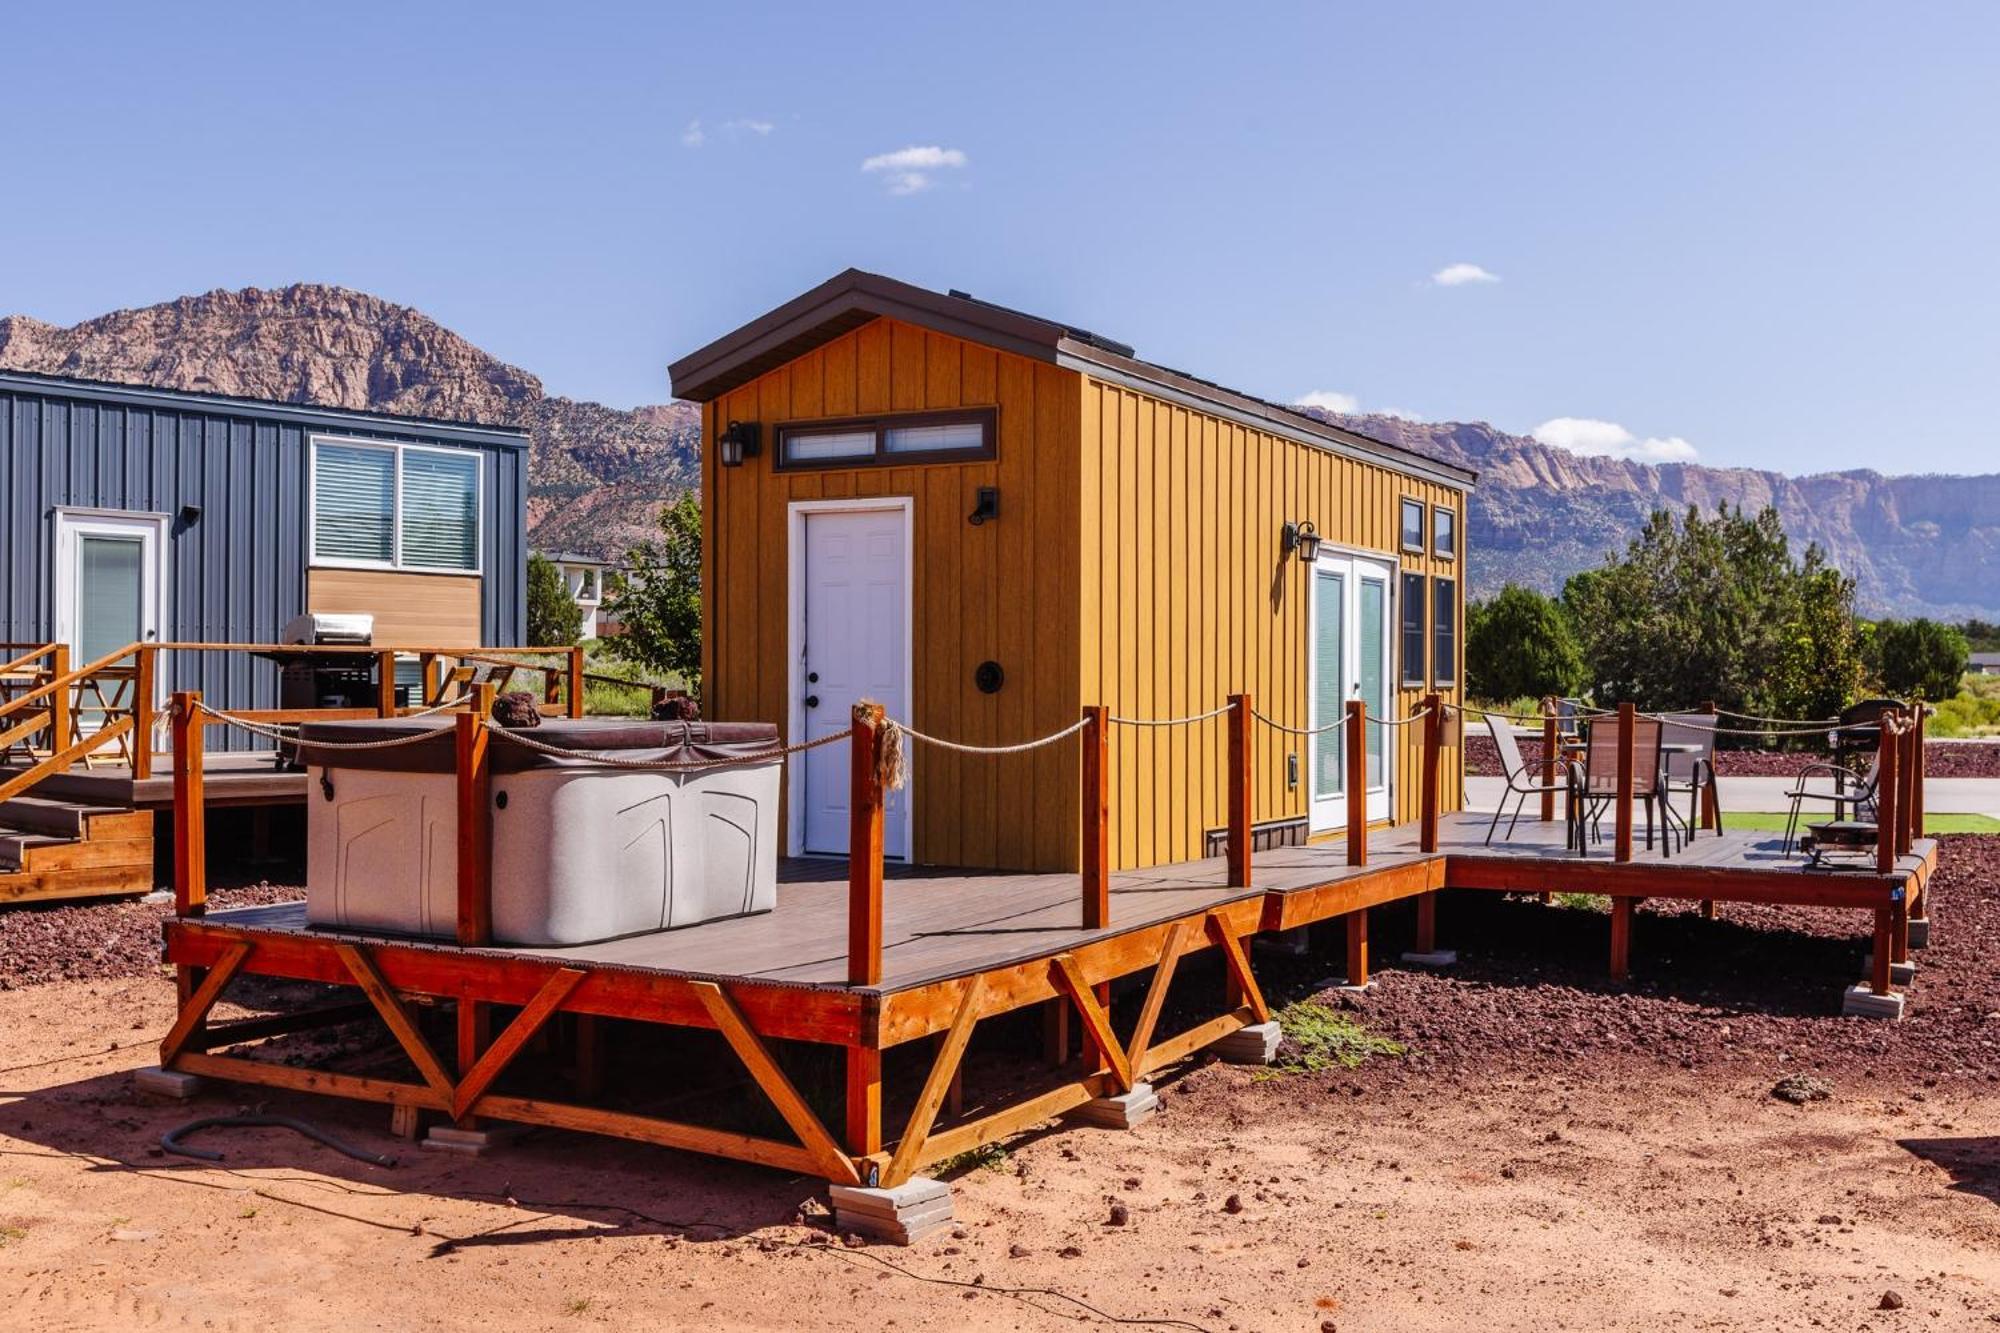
968, 485, 1000, 526
1281, 519, 1322, 563
717, 419, 761, 467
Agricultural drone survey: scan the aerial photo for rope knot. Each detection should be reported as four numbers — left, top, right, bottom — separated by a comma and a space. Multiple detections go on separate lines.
855, 700, 908, 792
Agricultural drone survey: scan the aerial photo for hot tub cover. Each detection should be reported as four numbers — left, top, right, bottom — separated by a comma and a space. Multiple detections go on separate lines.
293, 717, 782, 774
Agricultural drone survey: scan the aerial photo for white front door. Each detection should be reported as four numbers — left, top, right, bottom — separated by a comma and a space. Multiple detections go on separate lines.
795, 504, 911, 858
1308, 553, 1394, 833
53, 509, 169, 728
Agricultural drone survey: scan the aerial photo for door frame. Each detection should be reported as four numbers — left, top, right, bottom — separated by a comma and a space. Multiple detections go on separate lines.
785, 496, 915, 860
51, 507, 171, 715
1306, 549, 1396, 834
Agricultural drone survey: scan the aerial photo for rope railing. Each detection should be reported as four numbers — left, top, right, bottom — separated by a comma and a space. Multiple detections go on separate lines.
191, 701, 469, 750
1107, 703, 1234, 728
886, 716, 1091, 754
487, 724, 848, 771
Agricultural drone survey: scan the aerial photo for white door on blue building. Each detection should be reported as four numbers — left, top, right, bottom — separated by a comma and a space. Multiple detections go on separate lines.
53, 509, 169, 732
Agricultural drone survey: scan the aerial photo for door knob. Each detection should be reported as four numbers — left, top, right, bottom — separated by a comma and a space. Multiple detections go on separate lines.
807, 671, 819, 683
805, 695, 820, 709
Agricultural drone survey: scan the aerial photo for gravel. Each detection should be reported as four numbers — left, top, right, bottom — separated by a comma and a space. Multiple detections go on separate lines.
0, 881, 303, 990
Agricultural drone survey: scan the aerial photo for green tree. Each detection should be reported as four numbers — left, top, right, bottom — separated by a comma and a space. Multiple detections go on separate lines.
1466, 584, 1584, 702
1873, 618, 1970, 701
526, 552, 583, 647
602, 491, 703, 695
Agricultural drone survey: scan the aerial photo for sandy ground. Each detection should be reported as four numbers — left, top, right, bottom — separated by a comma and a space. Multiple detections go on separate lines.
1, 966, 1994, 1333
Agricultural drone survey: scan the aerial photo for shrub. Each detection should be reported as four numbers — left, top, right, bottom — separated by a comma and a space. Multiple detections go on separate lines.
1872, 618, 1970, 702
1466, 584, 1585, 703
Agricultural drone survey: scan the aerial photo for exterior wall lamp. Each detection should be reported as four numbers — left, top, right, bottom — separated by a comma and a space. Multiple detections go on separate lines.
1281, 519, 1322, 563
718, 420, 761, 467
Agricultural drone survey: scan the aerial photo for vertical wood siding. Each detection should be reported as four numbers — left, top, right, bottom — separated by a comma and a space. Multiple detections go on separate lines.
701, 318, 1084, 871
1079, 377, 1466, 869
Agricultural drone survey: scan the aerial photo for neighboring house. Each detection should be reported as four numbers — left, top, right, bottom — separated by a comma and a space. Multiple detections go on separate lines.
538, 550, 616, 638
670, 270, 1474, 873
0, 369, 530, 708
1971, 652, 2000, 675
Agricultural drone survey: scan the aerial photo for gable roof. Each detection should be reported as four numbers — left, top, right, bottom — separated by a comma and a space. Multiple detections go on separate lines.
667, 269, 1475, 490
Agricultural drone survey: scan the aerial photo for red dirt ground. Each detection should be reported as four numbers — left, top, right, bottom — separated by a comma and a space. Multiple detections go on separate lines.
0, 841, 1994, 1330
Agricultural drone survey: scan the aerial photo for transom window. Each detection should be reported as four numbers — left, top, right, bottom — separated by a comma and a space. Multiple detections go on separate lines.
776, 409, 996, 470
311, 436, 482, 573
1399, 498, 1425, 553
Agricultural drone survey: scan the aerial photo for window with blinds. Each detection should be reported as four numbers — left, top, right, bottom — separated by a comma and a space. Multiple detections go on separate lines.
1399, 572, 1426, 686
311, 437, 481, 572
1432, 576, 1457, 686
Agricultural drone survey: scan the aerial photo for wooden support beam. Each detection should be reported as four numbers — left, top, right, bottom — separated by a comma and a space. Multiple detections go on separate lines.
48, 644, 70, 752
885, 976, 985, 1188
1614, 702, 1636, 863
1345, 908, 1370, 987
376, 649, 398, 717
848, 705, 886, 986
1539, 696, 1559, 823
174, 1051, 448, 1111
1420, 692, 1443, 852
335, 943, 458, 1106
567, 645, 586, 719
1414, 891, 1437, 955
1226, 693, 1252, 887
1345, 700, 1367, 866
1876, 717, 1900, 875
1126, 920, 1193, 1075
1911, 705, 1927, 839
451, 968, 586, 1121
1897, 714, 1917, 857
1205, 913, 1270, 1024
455, 709, 493, 946
844, 1046, 882, 1158
1609, 896, 1633, 982
1081, 705, 1110, 929
1890, 891, 1910, 969
1870, 906, 1893, 996
171, 690, 206, 917
1042, 998, 1070, 1067
692, 981, 859, 1185
132, 645, 154, 780
1052, 954, 1133, 1091
159, 941, 250, 1067
419, 652, 439, 706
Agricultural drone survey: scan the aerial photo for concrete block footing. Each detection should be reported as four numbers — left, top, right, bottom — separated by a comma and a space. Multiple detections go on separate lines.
1907, 918, 1930, 950
829, 1176, 955, 1245
132, 1067, 205, 1100
1400, 950, 1459, 968
1312, 976, 1375, 995
1066, 1082, 1160, 1130
422, 1124, 519, 1156
1212, 1021, 1283, 1066
1860, 955, 1917, 986
1841, 983, 1906, 1021
1252, 927, 1312, 957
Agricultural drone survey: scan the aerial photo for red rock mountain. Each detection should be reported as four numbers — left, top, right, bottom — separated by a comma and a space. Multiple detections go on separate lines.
3, 286, 1994, 618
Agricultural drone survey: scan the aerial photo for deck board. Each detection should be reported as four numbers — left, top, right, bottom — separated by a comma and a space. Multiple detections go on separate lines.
186, 812, 1932, 999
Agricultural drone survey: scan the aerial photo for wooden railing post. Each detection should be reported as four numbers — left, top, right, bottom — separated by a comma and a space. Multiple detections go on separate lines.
418, 652, 438, 707
49, 643, 70, 752
1345, 699, 1366, 866
848, 705, 886, 987
1897, 708, 1917, 857
171, 690, 206, 917
1875, 716, 1899, 876
1419, 692, 1442, 854
1539, 696, 1558, 823
455, 704, 493, 946
567, 645, 586, 719
1081, 705, 1109, 929
376, 649, 398, 717
132, 644, 155, 780
1911, 704, 1926, 840
1698, 700, 1718, 830
1613, 702, 1635, 863
1226, 693, 1252, 887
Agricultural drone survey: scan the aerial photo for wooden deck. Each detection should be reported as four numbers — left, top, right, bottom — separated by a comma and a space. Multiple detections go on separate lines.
3, 750, 305, 809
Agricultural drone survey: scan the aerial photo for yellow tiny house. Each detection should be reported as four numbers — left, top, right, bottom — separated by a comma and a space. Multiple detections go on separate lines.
670, 271, 1473, 874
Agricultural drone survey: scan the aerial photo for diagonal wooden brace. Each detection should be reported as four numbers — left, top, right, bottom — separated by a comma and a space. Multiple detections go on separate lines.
1206, 912, 1270, 1023
1127, 919, 1193, 1075
335, 943, 458, 1107
1052, 953, 1133, 1092
452, 967, 587, 1121
160, 941, 251, 1068
691, 980, 860, 1186
884, 975, 986, 1188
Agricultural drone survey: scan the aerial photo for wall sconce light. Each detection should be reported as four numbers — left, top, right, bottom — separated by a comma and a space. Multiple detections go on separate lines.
176, 503, 203, 527
1281, 519, 1322, 563
968, 485, 1000, 526
717, 419, 761, 467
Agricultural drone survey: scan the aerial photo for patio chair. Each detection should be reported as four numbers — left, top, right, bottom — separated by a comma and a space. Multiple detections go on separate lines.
1659, 711, 1721, 838
1825, 698, 1899, 818
1482, 714, 1580, 849
1576, 715, 1682, 857
1782, 726, 1890, 855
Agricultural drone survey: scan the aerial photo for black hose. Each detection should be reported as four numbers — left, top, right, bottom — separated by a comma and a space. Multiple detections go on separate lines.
160, 1115, 398, 1167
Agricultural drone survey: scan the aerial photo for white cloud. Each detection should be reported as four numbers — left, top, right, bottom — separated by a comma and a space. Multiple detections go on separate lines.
1532, 416, 1698, 464
1431, 262, 1500, 287
680, 119, 705, 148
1294, 390, 1359, 414
861, 145, 968, 194
724, 118, 774, 136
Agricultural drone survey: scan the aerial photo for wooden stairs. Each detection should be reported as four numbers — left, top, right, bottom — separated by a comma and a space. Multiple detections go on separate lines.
0, 796, 155, 905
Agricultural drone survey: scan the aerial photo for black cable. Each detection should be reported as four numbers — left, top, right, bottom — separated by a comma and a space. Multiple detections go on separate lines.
161, 1114, 399, 1167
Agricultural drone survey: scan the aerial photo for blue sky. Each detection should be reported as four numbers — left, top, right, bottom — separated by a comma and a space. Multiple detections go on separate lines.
4, 2, 1996, 475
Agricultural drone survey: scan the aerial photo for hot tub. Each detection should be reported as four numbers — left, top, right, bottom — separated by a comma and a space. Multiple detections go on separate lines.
295, 717, 782, 945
